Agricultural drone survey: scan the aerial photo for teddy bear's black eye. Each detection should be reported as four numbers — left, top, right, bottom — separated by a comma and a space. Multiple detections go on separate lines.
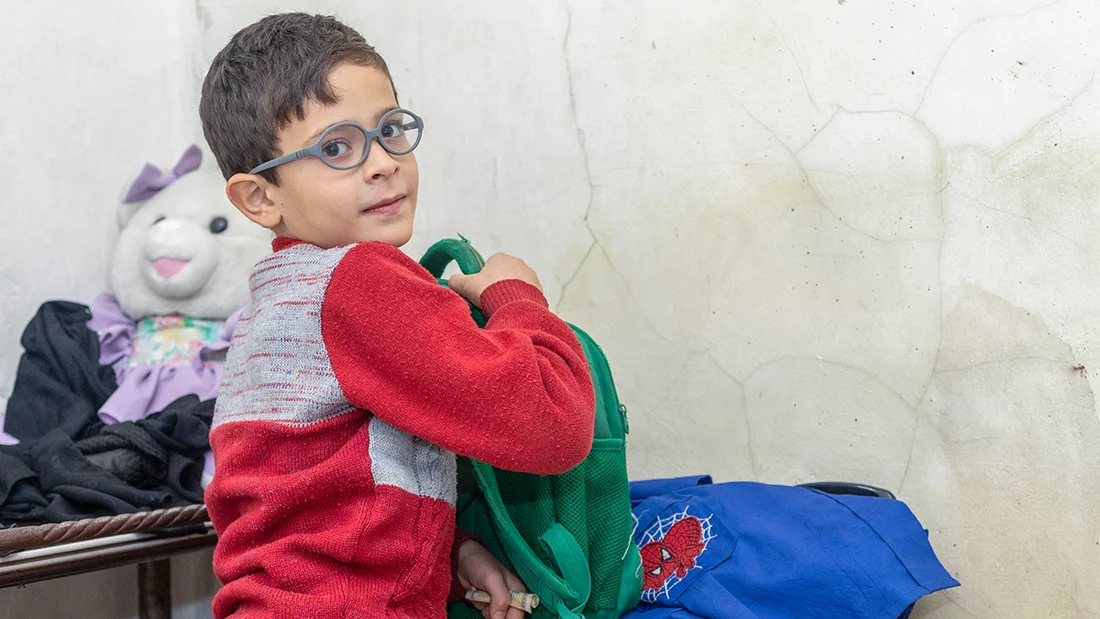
153, 216, 166, 225
210, 217, 228, 234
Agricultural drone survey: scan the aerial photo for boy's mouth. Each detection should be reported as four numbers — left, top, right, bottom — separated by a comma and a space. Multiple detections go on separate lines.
363, 194, 405, 216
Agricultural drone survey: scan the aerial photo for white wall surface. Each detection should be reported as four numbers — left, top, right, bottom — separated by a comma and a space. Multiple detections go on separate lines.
3, 1, 1099, 617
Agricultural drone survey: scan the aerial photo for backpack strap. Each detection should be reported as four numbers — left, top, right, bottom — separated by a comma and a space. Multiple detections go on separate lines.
472, 461, 592, 618
539, 524, 593, 619
419, 237, 489, 326
419, 236, 485, 280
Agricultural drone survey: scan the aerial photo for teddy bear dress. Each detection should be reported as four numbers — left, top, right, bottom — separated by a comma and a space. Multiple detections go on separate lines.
89, 293, 239, 482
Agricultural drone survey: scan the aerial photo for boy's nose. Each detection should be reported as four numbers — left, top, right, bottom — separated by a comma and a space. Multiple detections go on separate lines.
361, 138, 399, 181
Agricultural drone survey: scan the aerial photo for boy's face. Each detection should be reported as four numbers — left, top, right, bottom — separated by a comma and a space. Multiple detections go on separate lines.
231, 63, 419, 248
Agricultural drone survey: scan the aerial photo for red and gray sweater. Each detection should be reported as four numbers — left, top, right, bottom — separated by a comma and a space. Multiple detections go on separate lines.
206, 238, 595, 618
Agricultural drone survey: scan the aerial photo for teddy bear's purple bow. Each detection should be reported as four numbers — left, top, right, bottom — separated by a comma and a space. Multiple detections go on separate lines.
123, 144, 203, 204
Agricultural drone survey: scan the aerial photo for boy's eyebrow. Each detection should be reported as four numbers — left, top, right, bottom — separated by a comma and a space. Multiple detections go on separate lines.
300, 106, 401, 147
302, 124, 337, 147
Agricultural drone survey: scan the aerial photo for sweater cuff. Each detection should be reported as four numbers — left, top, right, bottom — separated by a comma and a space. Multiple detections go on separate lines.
480, 280, 548, 317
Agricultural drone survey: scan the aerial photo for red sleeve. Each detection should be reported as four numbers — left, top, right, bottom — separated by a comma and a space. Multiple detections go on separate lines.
321, 242, 595, 475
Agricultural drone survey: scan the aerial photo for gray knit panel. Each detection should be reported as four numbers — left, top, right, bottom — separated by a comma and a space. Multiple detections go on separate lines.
213, 244, 355, 429
367, 417, 458, 505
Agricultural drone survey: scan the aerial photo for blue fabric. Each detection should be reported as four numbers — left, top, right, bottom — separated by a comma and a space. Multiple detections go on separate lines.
630, 475, 712, 507
623, 479, 958, 619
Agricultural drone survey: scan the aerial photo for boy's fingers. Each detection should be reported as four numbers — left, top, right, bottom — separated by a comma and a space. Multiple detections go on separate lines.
503, 572, 527, 619
503, 571, 527, 593
447, 273, 468, 292
447, 274, 486, 308
482, 570, 511, 619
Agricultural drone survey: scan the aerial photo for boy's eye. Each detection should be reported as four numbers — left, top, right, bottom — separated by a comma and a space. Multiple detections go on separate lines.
321, 140, 352, 160
380, 122, 405, 139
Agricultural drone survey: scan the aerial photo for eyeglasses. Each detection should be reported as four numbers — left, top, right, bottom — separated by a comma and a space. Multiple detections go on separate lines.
249, 108, 424, 175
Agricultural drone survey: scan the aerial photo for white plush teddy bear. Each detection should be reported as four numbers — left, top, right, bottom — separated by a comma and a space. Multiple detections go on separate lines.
87, 145, 270, 483
110, 144, 271, 322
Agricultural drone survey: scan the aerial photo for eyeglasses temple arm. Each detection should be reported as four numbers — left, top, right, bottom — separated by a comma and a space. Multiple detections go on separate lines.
249, 148, 310, 175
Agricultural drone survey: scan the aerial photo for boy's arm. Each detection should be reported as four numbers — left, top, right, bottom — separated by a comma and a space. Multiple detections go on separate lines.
321, 242, 595, 475
449, 528, 477, 602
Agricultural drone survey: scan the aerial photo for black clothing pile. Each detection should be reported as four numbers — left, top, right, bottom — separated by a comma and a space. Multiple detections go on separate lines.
0, 301, 213, 524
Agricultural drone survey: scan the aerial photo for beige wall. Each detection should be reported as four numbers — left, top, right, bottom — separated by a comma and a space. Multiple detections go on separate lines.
3, 1, 1099, 616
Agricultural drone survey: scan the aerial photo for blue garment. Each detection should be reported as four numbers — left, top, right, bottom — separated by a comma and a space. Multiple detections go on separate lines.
630, 475, 713, 507
624, 479, 958, 619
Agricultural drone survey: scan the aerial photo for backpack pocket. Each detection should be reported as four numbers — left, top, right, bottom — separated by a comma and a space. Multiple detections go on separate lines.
584, 438, 641, 613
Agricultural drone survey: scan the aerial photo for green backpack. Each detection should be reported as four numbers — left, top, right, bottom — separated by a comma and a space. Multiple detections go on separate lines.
419, 238, 642, 619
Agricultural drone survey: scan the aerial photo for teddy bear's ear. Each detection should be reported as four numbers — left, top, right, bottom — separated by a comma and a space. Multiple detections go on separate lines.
116, 146, 204, 228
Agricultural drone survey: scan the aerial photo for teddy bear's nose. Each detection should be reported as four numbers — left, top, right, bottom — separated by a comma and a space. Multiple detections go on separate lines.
143, 218, 205, 281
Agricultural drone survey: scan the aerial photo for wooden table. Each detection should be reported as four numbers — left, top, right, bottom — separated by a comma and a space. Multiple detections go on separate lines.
0, 505, 216, 619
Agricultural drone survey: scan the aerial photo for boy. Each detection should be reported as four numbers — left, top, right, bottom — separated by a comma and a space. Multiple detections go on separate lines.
198, 12, 596, 619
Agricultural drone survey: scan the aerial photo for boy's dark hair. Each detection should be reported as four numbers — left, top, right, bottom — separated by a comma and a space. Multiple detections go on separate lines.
199, 13, 395, 184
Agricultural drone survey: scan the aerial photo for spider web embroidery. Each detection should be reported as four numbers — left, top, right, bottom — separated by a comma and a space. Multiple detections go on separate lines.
638, 507, 715, 603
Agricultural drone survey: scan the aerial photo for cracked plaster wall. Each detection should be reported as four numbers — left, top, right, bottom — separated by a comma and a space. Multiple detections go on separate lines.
3, 1, 1099, 617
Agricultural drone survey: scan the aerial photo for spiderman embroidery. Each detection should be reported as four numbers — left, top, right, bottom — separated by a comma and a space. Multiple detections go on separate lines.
640, 513, 708, 594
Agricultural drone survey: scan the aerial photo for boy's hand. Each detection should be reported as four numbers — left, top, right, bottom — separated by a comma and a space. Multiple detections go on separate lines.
448, 253, 543, 308
456, 538, 529, 619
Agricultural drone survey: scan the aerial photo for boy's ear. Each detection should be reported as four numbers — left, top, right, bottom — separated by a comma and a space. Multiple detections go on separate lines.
226, 173, 282, 229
